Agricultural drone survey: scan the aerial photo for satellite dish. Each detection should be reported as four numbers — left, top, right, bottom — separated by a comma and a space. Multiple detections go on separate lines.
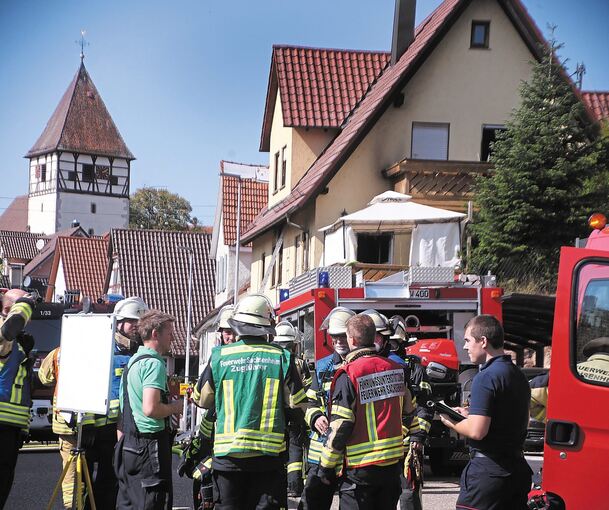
23, 276, 32, 288
36, 239, 45, 251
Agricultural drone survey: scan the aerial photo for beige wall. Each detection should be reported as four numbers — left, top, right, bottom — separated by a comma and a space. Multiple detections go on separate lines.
291, 127, 337, 186
268, 95, 292, 207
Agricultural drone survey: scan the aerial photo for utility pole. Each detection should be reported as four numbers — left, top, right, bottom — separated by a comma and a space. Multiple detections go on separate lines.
222, 172, 244, 304
178, 245, 194, 432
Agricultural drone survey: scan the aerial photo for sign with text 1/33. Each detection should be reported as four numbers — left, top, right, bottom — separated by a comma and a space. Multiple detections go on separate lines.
56, 314, 116, 415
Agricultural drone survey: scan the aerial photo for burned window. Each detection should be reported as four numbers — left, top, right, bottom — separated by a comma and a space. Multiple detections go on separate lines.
357, 233, 392, 264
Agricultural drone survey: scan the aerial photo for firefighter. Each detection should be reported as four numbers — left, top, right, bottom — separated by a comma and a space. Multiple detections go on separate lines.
193, 294, 309, 510
115, 310, 183, 510
85, 296, 148, 509
529, 371, 549, 423
318, 314, 413, 509
0, 289, 35, 509
361, 309, 393, 356
272, 320, 311, 497
389, 316, 433, 510
300, 306, 355, 510
216, 305, 236, 346
38, 347, 98, 509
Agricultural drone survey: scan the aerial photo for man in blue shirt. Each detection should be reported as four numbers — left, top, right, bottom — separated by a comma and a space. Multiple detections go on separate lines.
439, 315, 532, 510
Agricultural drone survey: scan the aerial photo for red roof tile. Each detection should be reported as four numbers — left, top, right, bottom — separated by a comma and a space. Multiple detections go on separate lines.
108, 229, 215, 357
260, 46, 390, 151
222, 175, 268, 246
581, 91, 609, 121
26, 63, 134, 160
244, 0, 549, 243
0, 230, 47, 261
0, 196, 29, 232
25, 226, 88, 278
52, 237, 109, 301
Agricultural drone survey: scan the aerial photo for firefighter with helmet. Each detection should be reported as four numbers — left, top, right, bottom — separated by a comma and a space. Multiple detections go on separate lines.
83, 296, 149, 509
388, 315, 434, 510
300, 306, 355, 510
0, 289, 36, 508
318, 313, 413, 509
272, 321, 312, 498
193, 294, 309, 509
217, 305, 236, 346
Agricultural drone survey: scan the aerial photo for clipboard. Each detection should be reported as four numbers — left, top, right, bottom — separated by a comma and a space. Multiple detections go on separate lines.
428, 400, 466, 422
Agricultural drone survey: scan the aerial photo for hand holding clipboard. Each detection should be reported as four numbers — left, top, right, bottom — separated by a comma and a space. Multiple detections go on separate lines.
427, 400, 467, 422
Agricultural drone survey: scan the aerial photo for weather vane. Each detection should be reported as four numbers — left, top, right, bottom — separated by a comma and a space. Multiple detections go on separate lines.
76, 29, 89, 62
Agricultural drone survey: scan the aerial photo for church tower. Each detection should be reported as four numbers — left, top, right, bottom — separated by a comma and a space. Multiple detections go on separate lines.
25, 61, 134, 235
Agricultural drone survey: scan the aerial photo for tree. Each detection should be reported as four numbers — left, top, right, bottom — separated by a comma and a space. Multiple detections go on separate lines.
129, 187, 193, 231
470, 39, 609, 291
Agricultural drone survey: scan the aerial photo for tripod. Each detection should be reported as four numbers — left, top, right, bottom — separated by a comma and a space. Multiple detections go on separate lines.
47, 413, 97, 510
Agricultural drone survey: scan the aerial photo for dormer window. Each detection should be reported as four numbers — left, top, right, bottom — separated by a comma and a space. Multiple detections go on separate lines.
471, 21, 490, 49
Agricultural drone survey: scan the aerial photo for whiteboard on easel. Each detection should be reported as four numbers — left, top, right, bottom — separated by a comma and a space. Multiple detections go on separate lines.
56, 314, 116, 415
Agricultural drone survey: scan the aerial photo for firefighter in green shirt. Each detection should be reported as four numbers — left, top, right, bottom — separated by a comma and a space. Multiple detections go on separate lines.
194, 294, 309, 510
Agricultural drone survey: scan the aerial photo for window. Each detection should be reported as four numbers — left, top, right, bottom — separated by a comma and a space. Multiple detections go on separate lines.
91, 203, 97, 214
40, 164, 47, 182
273, 152, 280, 192
302, 232, 310, 272
261, 252, 266, 284
471, 21, 490, 49
82, 164, 94, 182
271, 244, 276, 287
280, 146, 287, 189
88, 228, 95, 236
356, 233, 393, 264
40, 203, 44, 213
411, 122, 449, 160
294, 235, 300, 275
574, 262, 609, 386
68, 171, 77, 181
9, 265, 24, 287
216, 256, 227, 293
480, 125, 506, 161
277, 243, 284, 285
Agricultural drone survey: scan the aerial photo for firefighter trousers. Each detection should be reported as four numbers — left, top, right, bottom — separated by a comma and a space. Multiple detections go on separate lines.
298, 464, 336, 510
286, 420, 306, 496
212, 469, 286, 510
58, 434, 78, 509
0, 425, 23, 510
339, 464, 401, 510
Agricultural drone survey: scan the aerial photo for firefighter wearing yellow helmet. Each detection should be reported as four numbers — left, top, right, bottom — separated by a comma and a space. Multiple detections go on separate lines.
193, 294, 309, 508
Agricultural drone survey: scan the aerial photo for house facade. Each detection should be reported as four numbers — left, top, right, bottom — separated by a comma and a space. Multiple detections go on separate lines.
243, 0, 595, 305
211, 161, 268, 307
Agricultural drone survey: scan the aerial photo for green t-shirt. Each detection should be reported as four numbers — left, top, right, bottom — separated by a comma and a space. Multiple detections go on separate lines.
119, 346, 167, 433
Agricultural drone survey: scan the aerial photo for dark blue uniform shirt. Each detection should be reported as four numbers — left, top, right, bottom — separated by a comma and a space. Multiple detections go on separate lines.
468, 354, 530, 455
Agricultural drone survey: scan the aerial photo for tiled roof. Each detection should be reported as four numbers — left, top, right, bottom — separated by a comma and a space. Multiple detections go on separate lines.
244, 0, 547, 243
0, 196, 29, 232
0, 230, 46, 261
222, 175, 269, 246
24, 226, 87, 277
260, 46, 390, 151
108, 229, 215, 357
582, 91, 609, 121
53, 237, 109, 300
26, 63, 134, 160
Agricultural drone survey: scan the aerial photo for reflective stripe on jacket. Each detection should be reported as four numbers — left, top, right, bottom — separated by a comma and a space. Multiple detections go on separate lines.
0, 342, 31, 429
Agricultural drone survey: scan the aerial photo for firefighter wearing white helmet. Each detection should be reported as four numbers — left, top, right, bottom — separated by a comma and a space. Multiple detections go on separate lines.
217, 305, 235, 345
272, 321, 312, 497
193, 294, 309, 507
300, 306, 355, 510
362, 309, 392, 354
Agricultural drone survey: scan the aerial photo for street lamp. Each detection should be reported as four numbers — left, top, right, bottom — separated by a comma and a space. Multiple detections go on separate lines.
178, 245, 194, 432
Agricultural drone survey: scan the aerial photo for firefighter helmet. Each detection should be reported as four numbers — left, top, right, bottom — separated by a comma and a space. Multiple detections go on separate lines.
228, 294, 276, 337
320, 307, 356, 336
362, 309, 392, 336
390, 315, 407, 342
114, 297, 149, 321
217, 305, 235, 330
273, 321, 301, 347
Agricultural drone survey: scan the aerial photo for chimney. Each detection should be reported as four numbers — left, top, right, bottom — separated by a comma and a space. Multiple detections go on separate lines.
391, 0, 417, 65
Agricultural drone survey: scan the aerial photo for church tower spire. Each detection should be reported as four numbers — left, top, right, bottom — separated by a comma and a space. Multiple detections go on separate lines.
25, 57, 134, 235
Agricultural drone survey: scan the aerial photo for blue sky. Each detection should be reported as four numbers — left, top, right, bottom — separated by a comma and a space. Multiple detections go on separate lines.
1, 0, 608, 225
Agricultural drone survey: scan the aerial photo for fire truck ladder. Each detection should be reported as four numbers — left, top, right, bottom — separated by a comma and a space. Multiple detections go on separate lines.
259, 228, 285, 292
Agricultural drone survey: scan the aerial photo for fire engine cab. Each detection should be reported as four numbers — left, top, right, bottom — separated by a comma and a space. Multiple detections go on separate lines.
278, 265, 503, 473
530, 213, 609, 509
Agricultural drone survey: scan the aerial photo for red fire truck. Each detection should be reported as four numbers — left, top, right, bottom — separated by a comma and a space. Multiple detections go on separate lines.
529, 214, 609, 509
277, 265, 504, 473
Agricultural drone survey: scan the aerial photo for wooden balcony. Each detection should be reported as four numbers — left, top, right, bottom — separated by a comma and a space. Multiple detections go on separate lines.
383, 159, 493, 212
